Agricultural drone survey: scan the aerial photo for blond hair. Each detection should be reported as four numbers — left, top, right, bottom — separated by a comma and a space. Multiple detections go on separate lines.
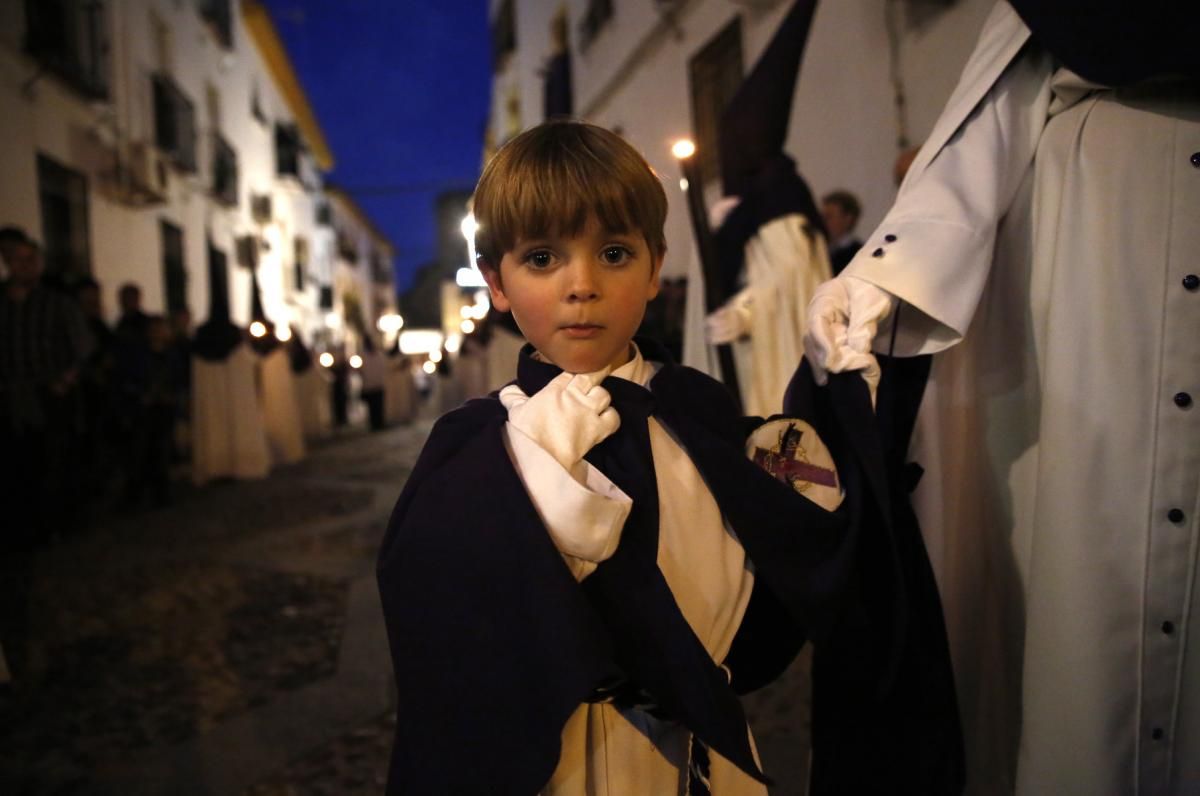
472, 120, 668, 269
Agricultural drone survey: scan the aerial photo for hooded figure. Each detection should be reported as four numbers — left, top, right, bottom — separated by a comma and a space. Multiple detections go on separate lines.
249, 269, 305, 465
806, 2, 1199, 792
682, 0, 832, 418
190, 240, 270, 484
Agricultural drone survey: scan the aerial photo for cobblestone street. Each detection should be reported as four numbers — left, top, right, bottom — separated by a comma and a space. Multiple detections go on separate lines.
1, 416, 811, 795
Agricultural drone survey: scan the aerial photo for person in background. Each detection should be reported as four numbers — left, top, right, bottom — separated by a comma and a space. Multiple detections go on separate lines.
72, 277, 117, 504
358, 335, 386, 431
122, 315, 185, 508
0, 232, 92, 684
820, 190, 862, 276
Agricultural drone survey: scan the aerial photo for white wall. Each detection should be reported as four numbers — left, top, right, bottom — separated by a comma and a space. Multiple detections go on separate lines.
487, 0, 996, 277
0, 0, 339, 346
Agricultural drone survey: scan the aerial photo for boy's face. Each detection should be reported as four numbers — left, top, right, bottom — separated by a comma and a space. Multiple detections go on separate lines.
484, 216, 663, 374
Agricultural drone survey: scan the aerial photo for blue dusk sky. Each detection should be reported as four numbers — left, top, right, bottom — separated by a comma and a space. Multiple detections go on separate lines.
261, 1, 492, 291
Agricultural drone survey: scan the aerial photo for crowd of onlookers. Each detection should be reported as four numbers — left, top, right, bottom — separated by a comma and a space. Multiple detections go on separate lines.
0, 226, 194, 553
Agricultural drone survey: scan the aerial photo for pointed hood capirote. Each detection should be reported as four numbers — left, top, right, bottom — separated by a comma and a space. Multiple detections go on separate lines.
192, 239, 244, 361
247, 268, 280, 355
714, 0, 827, 299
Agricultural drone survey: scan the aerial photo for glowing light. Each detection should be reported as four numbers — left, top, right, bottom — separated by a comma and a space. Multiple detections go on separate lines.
460, 213, 477, 240
460, 319, 476, 334
422, 360, 437, 374
377, 313, 404, 333
456, 266, 487, 288
349, 354, 363, 369
325, 312, 342, 329
249, 321, 267, 338
275, 325, 292, 342
398, 329, 445, 355
429, 349, 443, 363
671, 139, 696, 160
679, 178, 689, 192
444, 333, 462, 354
319, 352, 335, 368
459, 305, 472, 318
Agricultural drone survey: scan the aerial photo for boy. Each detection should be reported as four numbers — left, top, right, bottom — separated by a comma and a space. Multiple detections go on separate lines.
377, 121, 853, 794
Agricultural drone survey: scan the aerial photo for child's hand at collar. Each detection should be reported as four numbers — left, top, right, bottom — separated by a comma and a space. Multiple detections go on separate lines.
499, 369, 620, 471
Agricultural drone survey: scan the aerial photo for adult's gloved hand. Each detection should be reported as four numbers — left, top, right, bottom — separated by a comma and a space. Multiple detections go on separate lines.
499, 370, 620, 471
803, 275, 897, 405
704, 288, 753, 345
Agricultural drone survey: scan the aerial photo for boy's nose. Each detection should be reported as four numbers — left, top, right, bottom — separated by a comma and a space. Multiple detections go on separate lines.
564, 261, 600, 302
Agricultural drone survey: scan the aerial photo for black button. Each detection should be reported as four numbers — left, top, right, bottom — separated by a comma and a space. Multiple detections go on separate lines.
1168, 508, 1186, 524
1162, 621, 1176, 635
1184, 274, 1199, 291
1175, 392, 1193, 408
1192, 152, 1200, 167
1152, 727, 1164, 740
884, 234, 897, 243
872, 247, 885, 257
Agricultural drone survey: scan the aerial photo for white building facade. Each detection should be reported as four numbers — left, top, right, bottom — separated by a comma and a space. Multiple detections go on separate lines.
486, 0, 996, 280
0, 0, 394, 348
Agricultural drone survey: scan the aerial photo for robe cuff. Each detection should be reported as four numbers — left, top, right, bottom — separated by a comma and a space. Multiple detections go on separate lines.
503, 423, 632, 579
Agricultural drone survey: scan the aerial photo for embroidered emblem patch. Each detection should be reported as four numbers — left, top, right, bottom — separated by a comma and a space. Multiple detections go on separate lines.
746, 419, 843, 511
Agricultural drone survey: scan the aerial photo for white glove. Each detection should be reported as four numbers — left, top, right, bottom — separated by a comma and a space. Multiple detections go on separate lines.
705, 288, 753, 345
803, 276, 897, 404
499, 370, 620, 471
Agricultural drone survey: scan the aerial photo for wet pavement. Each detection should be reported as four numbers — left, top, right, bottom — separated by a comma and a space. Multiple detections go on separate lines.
1, 415, 811, 795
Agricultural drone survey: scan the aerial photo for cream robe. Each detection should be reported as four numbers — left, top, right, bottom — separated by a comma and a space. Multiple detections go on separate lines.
295, 365, 332, 439
259, 346, 306, 466
190, 342, 270, 484
844, 3, 1200, 793
684, 214, 831, 418
503, 347, 766, 796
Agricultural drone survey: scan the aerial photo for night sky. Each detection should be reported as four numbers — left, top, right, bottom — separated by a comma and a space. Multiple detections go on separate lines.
261, 1, 492, 291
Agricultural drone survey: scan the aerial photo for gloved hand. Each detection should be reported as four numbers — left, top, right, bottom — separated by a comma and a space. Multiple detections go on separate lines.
803, 275, 897, 405
498, 370, 620, 471
705, 288, 753, 345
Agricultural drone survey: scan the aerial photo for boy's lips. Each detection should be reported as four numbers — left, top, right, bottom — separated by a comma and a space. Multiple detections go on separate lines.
561, 322, 603, 339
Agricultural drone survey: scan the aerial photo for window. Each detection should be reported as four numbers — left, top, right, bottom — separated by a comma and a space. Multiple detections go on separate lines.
251, 83, 267, 125
688, 19, 743, 186
371, 252, 391, 286
24, 0, 109, 99
161, 220, 187, 313
491, 0, 515, 70
315, 201, 332, 226
197, 0, 233, 50
275, 122, 301, 178
578, 0, 613, 51
37, 154, 91, 282
153, 73, 197, 171
293, 236, 308, 292
211, 133, 238, 206
250, 193, 272, 223
318, 284, 334, 310
207, 240, 230, 319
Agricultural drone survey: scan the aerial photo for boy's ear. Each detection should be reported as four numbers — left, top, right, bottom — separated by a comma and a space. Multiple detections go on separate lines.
646, 250, 665, 300
479, 260, 511, 312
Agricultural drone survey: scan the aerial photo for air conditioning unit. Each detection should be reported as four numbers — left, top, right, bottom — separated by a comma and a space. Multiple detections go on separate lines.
104, 141, 169, 205
251, 192, 273, 223
236, 234, 260, 268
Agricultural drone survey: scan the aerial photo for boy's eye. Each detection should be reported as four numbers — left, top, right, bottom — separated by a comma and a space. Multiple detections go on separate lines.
522, 249, 555, 269
601, 246, 632, 265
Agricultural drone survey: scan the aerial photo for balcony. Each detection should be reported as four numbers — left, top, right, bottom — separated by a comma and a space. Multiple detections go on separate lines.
275, 122, 302, 179
152, 73, 197, 172
24, 0, 109, 100
211, 133, 238, 207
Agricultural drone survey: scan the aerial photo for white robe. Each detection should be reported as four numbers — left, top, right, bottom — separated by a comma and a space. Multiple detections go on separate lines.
295, 365, 332, 439
190, 342, 270, 484
383, 358, 415, 425
684, 214, 831, 418
503, 347, 766, 796
259, 347, 306, 466
844, 3, 1200, 793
